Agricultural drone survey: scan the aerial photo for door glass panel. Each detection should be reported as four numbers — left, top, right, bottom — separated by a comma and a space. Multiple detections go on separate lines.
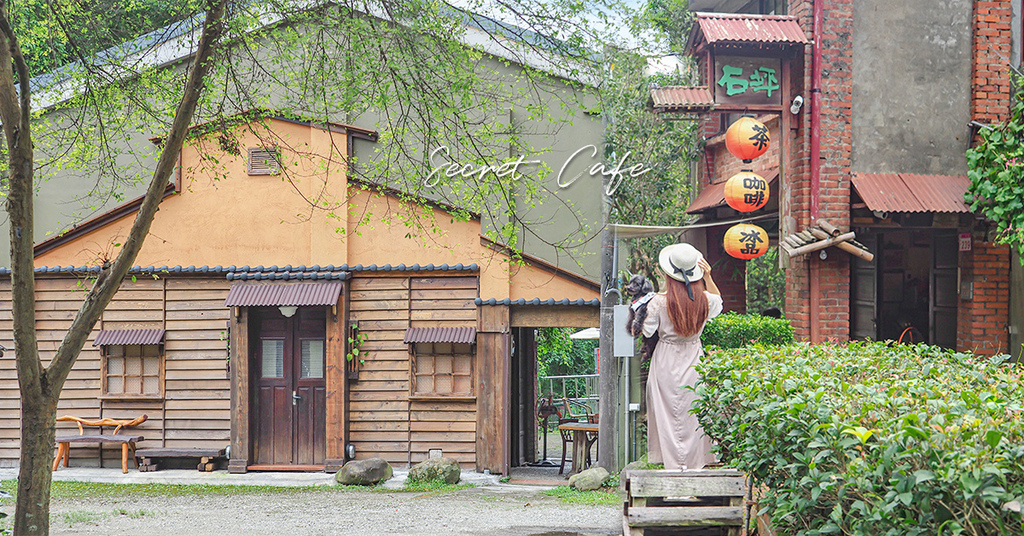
301, 339, 324, 379
261, 339, 284, 378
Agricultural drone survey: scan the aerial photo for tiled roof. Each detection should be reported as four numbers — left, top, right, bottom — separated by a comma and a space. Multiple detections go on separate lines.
1, 263, 480, 276
93, 329, 165, 346
650, 87, 714, 112
475, 298, 600, 306
851, 173, 971, 213
224, 282, 344, 307
688, 12, 808, 53
403, 327, 477, 345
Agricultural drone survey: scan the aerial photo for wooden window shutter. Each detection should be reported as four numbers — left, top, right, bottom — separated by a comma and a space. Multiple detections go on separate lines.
247, 147, 281, 175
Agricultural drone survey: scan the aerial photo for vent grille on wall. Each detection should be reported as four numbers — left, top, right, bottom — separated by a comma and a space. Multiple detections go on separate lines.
247, 147, 281, 175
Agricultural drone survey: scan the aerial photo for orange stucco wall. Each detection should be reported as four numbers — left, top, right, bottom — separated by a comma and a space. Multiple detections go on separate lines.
35, 117, 597, 302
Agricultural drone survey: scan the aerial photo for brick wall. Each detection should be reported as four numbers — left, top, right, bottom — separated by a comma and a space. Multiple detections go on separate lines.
971, 0, 1012, 128
957, 240, 1010, 355
783, 0, 853, 342
958, 0, 1013, 355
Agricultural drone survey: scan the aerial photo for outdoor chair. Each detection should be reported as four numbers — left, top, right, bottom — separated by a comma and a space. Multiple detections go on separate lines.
558, 398, 597, 474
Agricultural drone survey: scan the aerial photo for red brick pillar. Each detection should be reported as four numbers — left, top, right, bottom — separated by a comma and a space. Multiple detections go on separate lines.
783, 0, 853, 342
957, 240, 1010, 355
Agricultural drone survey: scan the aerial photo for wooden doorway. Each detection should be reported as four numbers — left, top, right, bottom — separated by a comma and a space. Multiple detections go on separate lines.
252, 307, 327, 468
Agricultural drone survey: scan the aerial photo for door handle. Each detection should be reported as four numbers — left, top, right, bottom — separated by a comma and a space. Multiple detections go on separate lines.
292, 391, 301, 406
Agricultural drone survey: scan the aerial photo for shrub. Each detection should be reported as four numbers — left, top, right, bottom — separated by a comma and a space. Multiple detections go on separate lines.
701, 312, 793, 349
693, 341, 1024, 536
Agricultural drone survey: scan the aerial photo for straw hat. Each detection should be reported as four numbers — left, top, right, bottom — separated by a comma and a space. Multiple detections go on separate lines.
658, 243, 704, 284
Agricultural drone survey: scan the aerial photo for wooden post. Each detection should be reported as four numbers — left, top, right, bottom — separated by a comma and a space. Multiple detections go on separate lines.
228, 307, 249, 473
325, 288, 347, 472
476, 304, 510, 474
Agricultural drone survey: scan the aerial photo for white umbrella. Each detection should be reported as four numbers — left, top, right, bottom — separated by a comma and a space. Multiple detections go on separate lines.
569, 327, 600, 339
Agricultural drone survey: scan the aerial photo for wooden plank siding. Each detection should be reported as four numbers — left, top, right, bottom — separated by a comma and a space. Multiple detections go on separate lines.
0, 276, 230, 468
347, 275, 479, 469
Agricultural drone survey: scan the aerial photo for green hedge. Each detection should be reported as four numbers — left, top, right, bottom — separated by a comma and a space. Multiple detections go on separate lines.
693, 342, 1024, 536
701, 312, 793, 348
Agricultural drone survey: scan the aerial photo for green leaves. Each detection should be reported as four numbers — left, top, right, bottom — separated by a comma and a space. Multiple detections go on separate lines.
701, 312, 794, 349
695, 341, 1024, 536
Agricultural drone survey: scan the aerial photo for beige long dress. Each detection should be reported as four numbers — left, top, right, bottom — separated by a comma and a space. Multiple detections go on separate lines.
642, 291, 723, 470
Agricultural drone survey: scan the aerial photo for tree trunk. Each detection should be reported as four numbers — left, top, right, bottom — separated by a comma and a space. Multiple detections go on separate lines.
14, 392, 57, 536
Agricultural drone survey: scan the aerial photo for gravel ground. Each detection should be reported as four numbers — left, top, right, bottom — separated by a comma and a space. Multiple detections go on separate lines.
45, 483, 621, 536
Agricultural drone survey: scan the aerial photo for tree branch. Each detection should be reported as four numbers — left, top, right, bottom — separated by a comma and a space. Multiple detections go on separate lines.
0, 0, 42, 395
46, 0, 229, 396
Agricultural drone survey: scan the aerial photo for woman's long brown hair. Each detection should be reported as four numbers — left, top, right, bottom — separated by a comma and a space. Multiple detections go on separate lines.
665, 277, 709, 337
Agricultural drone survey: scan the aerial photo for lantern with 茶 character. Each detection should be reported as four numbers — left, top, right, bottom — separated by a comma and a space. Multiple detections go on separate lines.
725, 116, 770, 162
724, 223, 768, 260
724, 171, 769, 212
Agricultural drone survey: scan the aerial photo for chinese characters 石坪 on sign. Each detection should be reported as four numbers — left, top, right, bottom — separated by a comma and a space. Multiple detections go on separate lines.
714, 56, 783, 106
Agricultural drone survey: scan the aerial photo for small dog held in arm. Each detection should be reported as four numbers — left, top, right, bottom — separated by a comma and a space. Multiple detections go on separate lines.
624, 273, 659, 363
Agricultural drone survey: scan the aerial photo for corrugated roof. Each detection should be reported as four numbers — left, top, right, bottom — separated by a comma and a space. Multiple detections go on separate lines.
650, 87, 714, 112
688, 12, 808, 52
224, 282, 343, 307
404, 327, 477, 345
851, 173, 970, 213
474, 298, 600, 306
94, 329, 165, 347
686, 169, 778, 214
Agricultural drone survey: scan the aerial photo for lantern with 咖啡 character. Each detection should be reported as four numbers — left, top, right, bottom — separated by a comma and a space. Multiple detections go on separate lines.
724, 171, 769, 212
725, 116, 770, 163
723, 223, 768, 260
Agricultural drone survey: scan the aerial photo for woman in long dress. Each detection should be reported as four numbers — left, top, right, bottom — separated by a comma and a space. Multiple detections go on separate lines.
643, 243, 722, 470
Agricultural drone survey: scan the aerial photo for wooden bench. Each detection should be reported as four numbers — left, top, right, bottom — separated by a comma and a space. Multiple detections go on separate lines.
134, 447, 227, 472
623, 469, 749, 536
52, 415, 146, 474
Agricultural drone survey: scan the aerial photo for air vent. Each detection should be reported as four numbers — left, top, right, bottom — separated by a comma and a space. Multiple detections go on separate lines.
247, 147, 281, 175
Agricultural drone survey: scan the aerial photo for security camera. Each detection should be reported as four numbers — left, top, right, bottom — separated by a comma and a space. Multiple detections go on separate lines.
790, 95, 804, 114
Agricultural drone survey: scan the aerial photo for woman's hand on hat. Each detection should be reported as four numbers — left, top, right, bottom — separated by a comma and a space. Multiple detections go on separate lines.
698, 258, 712, 278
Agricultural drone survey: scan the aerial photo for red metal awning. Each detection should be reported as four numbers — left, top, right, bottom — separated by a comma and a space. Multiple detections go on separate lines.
403, 327, 477, 345
223, 281, 343, 307
851, 173, 971, 213
687, 13, 808, 53
651, 87, 714, 112
686, 169, 779, 214
93, 329, 165, 347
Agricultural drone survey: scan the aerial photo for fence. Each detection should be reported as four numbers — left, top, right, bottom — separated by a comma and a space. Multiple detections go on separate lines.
539, 373, 599, 408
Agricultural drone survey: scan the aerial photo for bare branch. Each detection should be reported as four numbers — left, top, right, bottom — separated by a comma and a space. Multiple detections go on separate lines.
46, 0, 229, 395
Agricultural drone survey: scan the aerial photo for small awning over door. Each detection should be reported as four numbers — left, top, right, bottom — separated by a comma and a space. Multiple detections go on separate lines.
851, 173, 971, 213
224, 281, 343, 307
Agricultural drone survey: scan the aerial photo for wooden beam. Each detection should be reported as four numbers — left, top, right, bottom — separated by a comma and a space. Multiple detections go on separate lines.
510, 305, 598, 328
809, 228, 874, 262
785, 231, 856, 258
325, 291, 347, 472
228, 307, 249, 473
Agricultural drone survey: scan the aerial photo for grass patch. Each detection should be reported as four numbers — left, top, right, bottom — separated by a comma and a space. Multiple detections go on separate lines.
1, 480, 335, 500
399, 480, 474, 494
61, 510, 104, 527
542, 485, 621, 506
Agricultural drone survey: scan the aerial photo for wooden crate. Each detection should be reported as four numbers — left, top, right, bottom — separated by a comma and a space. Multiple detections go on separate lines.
623, 469, 749, 536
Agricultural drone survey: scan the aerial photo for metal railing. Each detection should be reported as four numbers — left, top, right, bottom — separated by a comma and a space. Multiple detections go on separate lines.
539, 373, 599, 406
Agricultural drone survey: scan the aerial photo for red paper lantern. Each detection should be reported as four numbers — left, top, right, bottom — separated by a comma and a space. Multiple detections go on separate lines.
725, 116, 770, 162
724, 171, 770, 212
723, 223, 768, 260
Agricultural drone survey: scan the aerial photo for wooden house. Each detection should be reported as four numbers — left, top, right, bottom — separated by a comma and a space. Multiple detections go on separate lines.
0, 114, 598, 474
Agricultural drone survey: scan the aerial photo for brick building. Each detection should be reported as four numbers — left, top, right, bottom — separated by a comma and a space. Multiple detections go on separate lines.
655, 0, 1018, 355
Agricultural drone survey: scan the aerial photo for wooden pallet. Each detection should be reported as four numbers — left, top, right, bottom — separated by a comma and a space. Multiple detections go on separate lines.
135, 447, 226, 472
623, 469, 749, 536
